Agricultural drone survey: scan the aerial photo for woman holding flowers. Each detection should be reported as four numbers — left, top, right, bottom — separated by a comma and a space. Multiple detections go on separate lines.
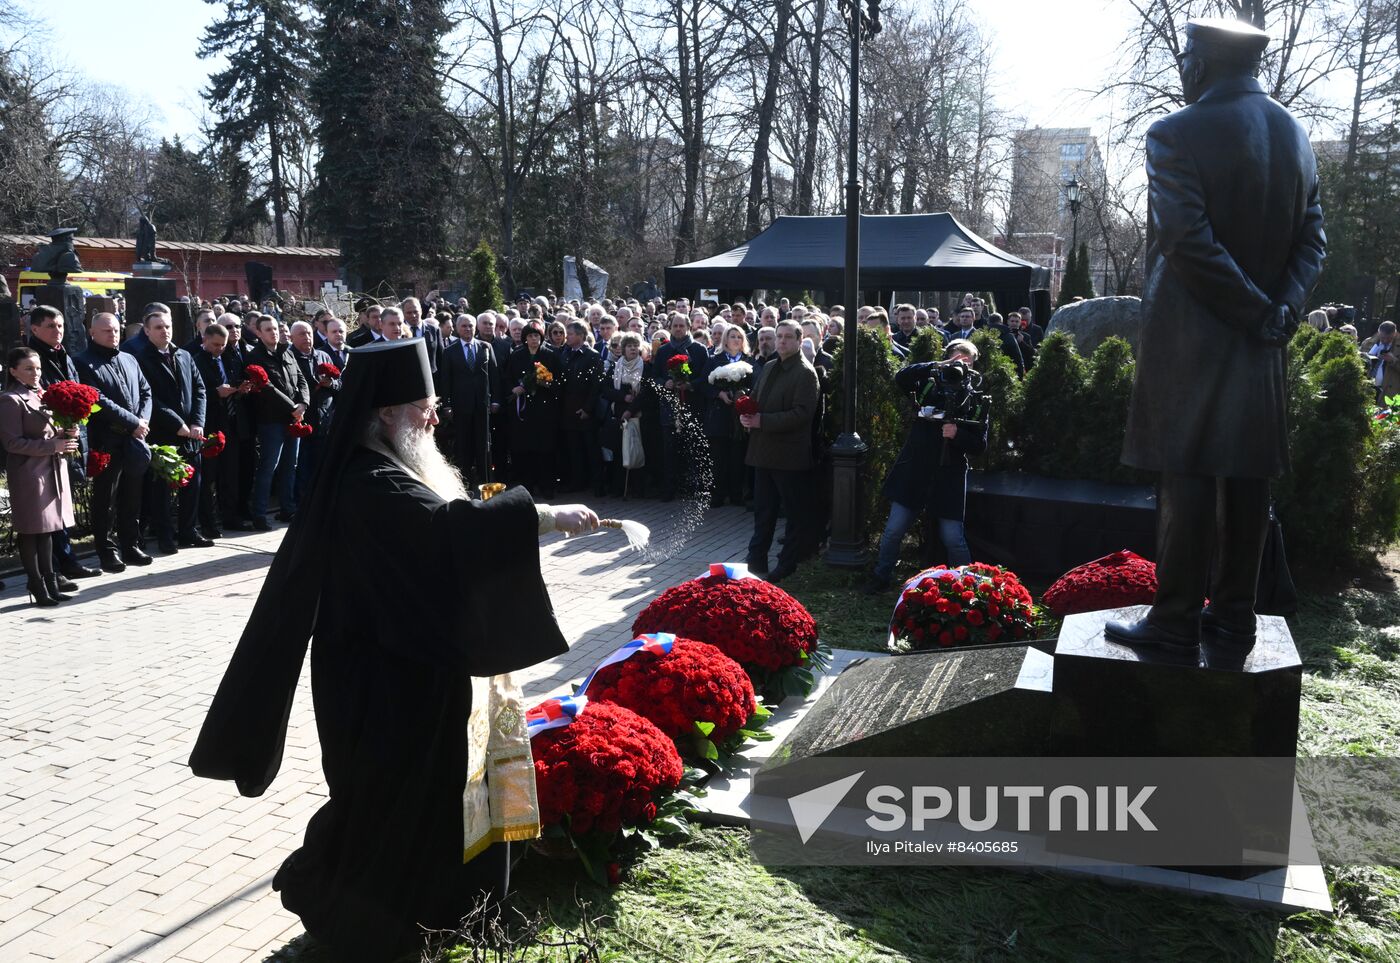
704, 324, 753, 507
505, 320, 563, 497
0, 347, 78, 606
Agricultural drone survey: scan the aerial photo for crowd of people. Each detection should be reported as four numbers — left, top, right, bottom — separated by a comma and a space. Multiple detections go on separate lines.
0, 286, 1049, 602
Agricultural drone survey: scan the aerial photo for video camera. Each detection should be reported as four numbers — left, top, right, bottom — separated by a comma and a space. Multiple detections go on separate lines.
916, 359, 991, 433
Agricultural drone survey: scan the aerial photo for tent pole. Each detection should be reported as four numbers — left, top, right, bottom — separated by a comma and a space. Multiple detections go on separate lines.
827, 0, 876, 569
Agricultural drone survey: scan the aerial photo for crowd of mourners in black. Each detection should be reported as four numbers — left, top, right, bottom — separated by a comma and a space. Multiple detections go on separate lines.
0, 287, 1043, 603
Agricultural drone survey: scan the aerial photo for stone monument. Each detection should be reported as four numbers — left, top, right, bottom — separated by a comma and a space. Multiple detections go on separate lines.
31, 227, 88, 354
126, 213, 177, 330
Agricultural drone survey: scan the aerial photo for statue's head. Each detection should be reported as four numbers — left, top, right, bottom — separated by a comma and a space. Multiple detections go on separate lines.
1179, 18, 1269, 104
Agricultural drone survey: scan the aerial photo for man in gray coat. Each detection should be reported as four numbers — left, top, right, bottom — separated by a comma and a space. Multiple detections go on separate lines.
1108, 18, 1326, 662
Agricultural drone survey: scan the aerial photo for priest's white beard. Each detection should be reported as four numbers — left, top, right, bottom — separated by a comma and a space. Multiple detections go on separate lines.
368, 406, 469, 501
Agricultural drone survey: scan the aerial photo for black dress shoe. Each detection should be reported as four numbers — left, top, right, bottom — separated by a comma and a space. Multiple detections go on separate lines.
178, 533, 215, 548
1103, 617, 1200, 666
275, 511, 296, 523
765, 564, 797, 585
252, 516, 271, 531
98, 549, 127, 574
1201, 608, 1257, 646
157, 539, 180, 555
745, 557, 770, 575
59, 560, 101, 579
53, 572, 80, 592
226, 519, 255, 532
121, 545, 153, 566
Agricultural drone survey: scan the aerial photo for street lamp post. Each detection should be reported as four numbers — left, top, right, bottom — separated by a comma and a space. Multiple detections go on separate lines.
1066, 175, 1082, 253
827, 0, 881, 569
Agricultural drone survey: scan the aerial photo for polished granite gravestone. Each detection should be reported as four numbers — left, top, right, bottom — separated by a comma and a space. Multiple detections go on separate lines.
749, 607, 1327, 910
764, 643, 1055, 763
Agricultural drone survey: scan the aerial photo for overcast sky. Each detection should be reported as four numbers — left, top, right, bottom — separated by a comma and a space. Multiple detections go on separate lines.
36, 0, 1336, 144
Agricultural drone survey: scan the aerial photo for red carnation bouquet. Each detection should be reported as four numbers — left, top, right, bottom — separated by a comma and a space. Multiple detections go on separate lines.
1042, 550, 1158, 617
201, 430, 226, 460
585, 637, 768, 764
150, 444, 195, 490
632, 570, 827, 701
734, 394, 759, 417
86, 450, 111, 479
315, 361, 341, 380
43, 380, 102, 430
888, 563, 1036, 653
243, 364, 269, 392
287, 421, 313, 439
666, 354, 693, 379
531, 700, 688, 882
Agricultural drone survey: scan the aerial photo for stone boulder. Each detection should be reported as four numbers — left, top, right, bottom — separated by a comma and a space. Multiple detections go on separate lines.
1047, 296, 1143, 355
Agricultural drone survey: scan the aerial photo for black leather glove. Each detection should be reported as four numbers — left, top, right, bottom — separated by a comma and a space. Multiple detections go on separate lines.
1254, 304, 1295, 347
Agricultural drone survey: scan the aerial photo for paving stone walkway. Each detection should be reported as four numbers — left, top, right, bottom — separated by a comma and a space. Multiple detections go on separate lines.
0, 496, 758, 962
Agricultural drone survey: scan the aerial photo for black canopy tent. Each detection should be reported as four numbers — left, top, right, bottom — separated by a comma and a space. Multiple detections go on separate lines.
665, 213, 1050, 314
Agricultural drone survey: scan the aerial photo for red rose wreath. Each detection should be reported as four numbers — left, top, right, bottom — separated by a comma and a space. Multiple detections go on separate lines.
888, 563, 1036, 653
1041, 550, 1158, 617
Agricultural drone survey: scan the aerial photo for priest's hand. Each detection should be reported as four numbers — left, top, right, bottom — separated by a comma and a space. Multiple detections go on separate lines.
553, 505, 600, 536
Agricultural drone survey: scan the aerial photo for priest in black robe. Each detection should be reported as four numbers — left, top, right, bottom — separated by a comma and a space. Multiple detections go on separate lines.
190, 338, 598, 961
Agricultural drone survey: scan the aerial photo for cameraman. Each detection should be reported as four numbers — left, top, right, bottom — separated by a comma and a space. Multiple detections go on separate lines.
862, 339, 988, 594
1362, 321, 1400, 405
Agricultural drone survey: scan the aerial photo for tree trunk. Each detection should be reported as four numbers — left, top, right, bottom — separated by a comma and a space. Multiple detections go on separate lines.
674, 0, 700, 265
796, 0, 826, 216
745, 0, 791, 237
1338, 0, 1375, 216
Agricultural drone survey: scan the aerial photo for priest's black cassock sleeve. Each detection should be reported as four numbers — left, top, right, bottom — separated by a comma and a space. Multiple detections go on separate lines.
190, 445, 567, 961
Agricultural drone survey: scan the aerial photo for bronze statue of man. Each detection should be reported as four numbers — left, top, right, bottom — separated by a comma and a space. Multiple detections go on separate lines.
1107, 18, 1326, 664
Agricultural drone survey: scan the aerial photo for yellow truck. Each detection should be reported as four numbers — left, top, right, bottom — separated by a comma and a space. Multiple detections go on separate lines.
17, 270, 130, 307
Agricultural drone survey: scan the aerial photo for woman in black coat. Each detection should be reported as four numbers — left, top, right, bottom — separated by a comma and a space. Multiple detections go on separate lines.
599, 332, 654, 498
863, 340, 988, 592
702, 325, 753, 507
504, 321, 563, 498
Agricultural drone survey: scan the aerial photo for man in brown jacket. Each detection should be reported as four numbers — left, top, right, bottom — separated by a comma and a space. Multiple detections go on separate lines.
740, 320, 819, 583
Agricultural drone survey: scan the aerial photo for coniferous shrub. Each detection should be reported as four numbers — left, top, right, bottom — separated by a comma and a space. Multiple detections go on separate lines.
1075, 337, 1147, 484
908, 327, 943, 365
827, 326, 910, 547
1017, 331, 1087, 478
469, 241, 505, 314
967, 328, 1023, 472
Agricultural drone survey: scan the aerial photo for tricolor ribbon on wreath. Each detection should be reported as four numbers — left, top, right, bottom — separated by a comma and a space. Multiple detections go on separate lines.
699, 562, 759, 581
525, 633, 679, 740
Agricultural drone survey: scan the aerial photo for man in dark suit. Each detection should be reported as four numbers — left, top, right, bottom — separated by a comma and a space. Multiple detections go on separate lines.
28, 305, 102, 578
289, 320, 340, 502
77, 312, 153, 571
476, 312, 513, 369
245, 314, 310, 529
558, 320, 603, 493
402, 297, 443, 385
134, 303, 209, 553
1109, 18, 1326, 662
987, 312, 1026, 375
191, 321, 251, 537
1017, 306, 1045, 346
441, 314, 501, 489
346, 302, 383, 348
324, 317, 351, 373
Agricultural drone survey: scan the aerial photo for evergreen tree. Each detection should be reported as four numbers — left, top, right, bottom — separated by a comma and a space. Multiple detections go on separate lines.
198, 0, 312, 246
1058, 245, 1080, 308
310, 0, 453, 290
1076, 242, 1096, 299
469, 241, 505, 314
145, 137, 228, 241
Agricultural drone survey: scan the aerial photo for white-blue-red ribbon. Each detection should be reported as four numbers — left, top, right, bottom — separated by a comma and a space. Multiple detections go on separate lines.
701, 562, 758, 581
577, 633, 676, 697
526, 694, 588, 739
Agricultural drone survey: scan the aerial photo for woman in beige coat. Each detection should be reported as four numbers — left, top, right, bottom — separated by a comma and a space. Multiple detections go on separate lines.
1, 347, 79, 606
